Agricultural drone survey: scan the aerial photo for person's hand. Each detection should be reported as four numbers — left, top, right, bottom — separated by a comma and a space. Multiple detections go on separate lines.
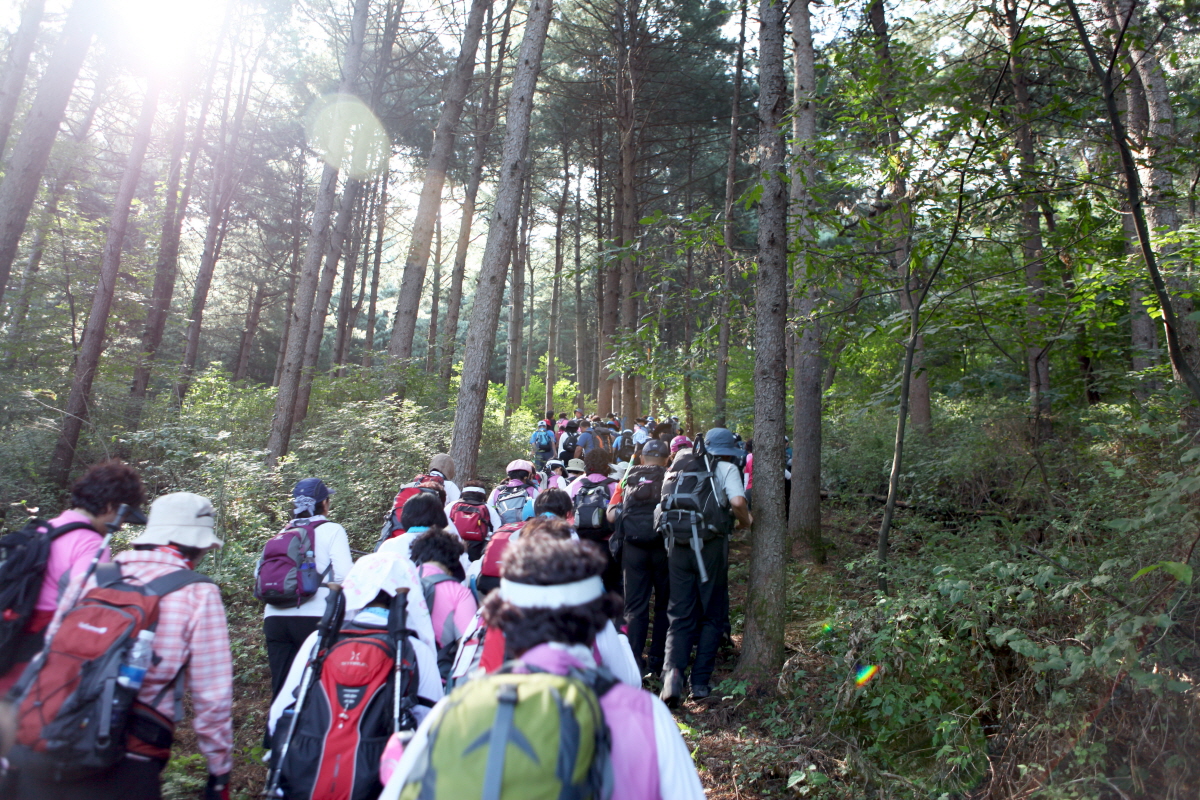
204, 772, 231, 800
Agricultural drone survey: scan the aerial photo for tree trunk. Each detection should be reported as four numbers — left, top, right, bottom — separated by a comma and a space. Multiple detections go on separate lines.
789, 0, 824, 562
438, 1, 512, 398
713, 0, 746, 428
363, 171, 388, 368
267, 0, 370, 464
274, 156, 306, 386
48, 86, 158, 486
426, 209, 443, 372
505, 178, 527, 416
387, 0, 490, 363
0, 0, 99, 310
0, 0, 46, 158
736, 0, 788, 680
293, 179, 361, 427
449, 0, 554, 480
234, 283, 267, 381
546, 147, 569, 414
337, 178, 376, 372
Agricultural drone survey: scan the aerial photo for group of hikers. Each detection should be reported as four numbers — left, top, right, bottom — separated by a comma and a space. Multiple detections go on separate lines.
0, 408, 754, 800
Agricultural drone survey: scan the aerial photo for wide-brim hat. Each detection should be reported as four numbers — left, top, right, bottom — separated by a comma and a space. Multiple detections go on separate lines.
567, 458, 586, 473
704, 427, 744, 459
131, 492, 223, 551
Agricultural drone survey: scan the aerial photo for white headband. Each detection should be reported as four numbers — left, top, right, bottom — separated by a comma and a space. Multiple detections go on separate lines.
499, 576, 605, 609
462, 486, 487, 494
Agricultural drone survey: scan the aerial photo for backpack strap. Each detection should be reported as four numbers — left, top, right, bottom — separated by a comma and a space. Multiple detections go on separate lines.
421, 571, 458, 610
482, 683, 521, 800
144, 569, 216, 597
95, 562, 124, 588
46, 520, 101, 541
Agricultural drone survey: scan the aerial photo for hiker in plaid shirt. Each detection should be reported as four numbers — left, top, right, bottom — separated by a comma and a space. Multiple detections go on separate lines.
14, 492, 233, 800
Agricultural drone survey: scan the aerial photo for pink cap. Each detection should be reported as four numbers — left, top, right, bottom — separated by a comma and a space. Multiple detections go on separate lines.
670, 435, 693, 454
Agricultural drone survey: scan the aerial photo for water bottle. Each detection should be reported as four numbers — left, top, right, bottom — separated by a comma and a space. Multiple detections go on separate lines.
117, 630, 155, 690
298, 551, 319, 596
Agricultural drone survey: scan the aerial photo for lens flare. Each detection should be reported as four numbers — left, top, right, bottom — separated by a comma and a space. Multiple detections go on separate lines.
306, 94, 389, 179
821, 623, 833, 634
854, 665, 879, 686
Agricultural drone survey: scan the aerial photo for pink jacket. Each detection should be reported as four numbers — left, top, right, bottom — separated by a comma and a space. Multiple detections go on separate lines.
37, 510, 109, 615
419, 563, 478, 650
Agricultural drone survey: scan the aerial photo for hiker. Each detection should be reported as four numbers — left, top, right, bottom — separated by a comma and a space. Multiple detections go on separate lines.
658, 428, 752, 706
615, 428, 637, 462
593, 421, 616, 452
633, 417, 651, 445
378, 477, 448, 546
533, 486, 575, 523
0, 460, 146, 697
572, 418, 598, 459
670, 434, 693, 458
529, 420, 557, 469
380, 534, 705, 800
267, 552, 443, 800
11, 492, 233, 800
557, 419, 580, 462
744, 438, 754, 510
445, 480, 499, 561
568, 447, 621, 592
378, 494, 470, 576
608, 438, 672, 675
427, 454, 461, 505
410, 529, 478, 680
262, 478, 353, 703
541, 459, 570, 491
565, 457, 586, 481
487, 460, 540, 526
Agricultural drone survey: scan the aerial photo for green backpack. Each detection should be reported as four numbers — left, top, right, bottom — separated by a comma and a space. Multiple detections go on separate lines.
397, 665, 615, 800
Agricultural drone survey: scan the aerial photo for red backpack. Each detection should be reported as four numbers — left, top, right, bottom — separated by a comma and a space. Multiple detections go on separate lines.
448, 500, 491, 543
10, 564, 213, 780
479, 522, 524, 579
377, 475, 446, 548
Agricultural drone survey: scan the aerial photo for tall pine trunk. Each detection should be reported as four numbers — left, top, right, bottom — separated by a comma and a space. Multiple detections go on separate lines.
505, 177, 528, 415
789, 0, 823, 561
48, 86, 158, 485
267, 0, 371, 464
546, 147, 569, 414
426, 210, 442, 372
737, 0, 788, 679
363, 170, 388, 368
0, 0, 99, 310
0, 0, 46, 158
450, 0, 554, 479
234, 283, 267, 381
387, 0, 490, 362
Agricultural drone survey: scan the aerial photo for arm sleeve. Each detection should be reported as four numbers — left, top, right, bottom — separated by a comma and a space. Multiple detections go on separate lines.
595, 620, 642, 688
189, 586, 235, 775
718, 462, 745, 501
412, 638, 445, 712
325, 524, 354, 583
652, 696, 707, 799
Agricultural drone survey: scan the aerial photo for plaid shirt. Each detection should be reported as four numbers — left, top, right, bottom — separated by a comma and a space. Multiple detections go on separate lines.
46, 548, 234, 774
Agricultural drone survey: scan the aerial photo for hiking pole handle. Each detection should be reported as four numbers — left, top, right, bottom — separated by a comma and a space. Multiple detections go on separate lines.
390, 588, 410, 733
691, 526, 709, 584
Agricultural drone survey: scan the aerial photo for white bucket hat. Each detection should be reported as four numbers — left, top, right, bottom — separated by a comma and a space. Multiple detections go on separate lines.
130, 492, 223, 551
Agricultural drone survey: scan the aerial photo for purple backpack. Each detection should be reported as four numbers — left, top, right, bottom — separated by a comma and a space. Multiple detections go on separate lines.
254, 520, 328, 607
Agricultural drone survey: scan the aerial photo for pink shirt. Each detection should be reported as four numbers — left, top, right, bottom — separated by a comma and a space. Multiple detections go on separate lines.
37, 510, 109, 614
745, 452, 754, 491
419, 563, 478, 649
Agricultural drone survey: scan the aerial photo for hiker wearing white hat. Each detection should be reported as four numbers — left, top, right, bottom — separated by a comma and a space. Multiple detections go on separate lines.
16, 492, 234, 800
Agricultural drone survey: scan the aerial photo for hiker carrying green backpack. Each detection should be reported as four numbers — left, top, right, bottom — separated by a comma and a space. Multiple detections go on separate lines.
379, 534, 705, 800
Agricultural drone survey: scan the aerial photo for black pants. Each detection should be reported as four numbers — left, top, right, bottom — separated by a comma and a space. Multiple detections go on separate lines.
13, 754, 166, 800
622, 539, 670, 674
264, 615, 320, 701
662, 534, 728, 687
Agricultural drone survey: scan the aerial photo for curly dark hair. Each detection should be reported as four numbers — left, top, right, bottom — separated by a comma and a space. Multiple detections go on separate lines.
533, 488, 572, 519
409, 527, 466, 581
70, 460, 146, 517
481, 535, 622, 656
519, 515, 574, 540
400, 491, 449, 529
582, 447, 611, 477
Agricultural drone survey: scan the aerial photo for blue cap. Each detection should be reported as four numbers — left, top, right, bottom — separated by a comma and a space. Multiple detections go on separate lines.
293, 478, 334, 502
703, 428, 743, 459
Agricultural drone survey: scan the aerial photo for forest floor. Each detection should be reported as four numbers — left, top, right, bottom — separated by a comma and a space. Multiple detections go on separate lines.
161, 501, 887, 800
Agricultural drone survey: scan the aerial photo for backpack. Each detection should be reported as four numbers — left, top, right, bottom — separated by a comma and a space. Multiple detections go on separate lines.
573, 478, 616, 541
274, 621, 421, 800
593, 428, 614, 452
493, 484, 531, 526
395, 663, 615, 800
479, 522, 523, 579
448, 500, 491, 543
533, 428, 555, 452
255, 519, 328, 607
0, 517, 97, 675
9, 564, 214, 780
378, 476, 447, 546
616, 439, 635, 463
618, 465, 665, 544
421, 571, 464, 681
558, 432, 579, 462
655, 451, 733, 543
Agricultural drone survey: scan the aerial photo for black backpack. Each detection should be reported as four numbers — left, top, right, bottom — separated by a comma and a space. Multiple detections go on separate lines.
617, 465, 665, 544
655, 448, 733, 543
0, 517, 98, 675
558, 432, 579, 462
573, 478, 615, 541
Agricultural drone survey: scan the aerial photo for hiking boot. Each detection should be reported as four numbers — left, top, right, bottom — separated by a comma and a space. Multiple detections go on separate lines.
660, 668, 685, 708
690, 683, 711, 700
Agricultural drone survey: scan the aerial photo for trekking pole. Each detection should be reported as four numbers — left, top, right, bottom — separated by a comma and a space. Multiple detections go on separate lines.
388, 588, 411, 732
265, 585, 344, 798
690, 520, 710, 584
